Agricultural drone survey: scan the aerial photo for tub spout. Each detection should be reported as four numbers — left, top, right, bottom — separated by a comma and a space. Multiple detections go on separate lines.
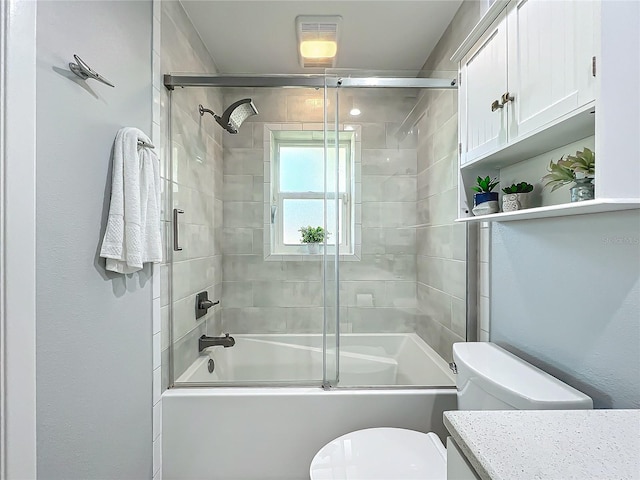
199, 333, 235, 352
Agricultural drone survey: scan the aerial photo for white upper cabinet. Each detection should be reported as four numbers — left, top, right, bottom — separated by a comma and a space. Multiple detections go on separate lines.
458, 0, 598, 167
459, 10, 508, 165
506, 0, 597, 140
454, 0, 640, 222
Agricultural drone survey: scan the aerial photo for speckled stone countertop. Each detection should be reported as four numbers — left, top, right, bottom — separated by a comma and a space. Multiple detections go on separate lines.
444, 409, 640, 480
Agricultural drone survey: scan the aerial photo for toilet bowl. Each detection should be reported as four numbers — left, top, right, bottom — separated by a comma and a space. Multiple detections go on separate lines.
310, 428, 446, 480
309, 342, 592, 480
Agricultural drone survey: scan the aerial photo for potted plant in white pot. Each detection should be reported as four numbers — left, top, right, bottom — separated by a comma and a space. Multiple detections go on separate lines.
541, 147, 595, 202
299, 226, 328, 254
471, 176, 500, 215
501, 181, 534, 211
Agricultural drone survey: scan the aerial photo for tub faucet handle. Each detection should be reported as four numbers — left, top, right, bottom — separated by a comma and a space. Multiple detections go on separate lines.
196, 291, 219, 320
200, 299, 220, 309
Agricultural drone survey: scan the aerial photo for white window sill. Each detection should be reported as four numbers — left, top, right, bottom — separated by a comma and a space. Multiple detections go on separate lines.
264, 246, 361, 262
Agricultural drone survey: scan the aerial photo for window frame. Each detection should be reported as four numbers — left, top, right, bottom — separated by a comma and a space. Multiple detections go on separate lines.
271, 135, 354, 255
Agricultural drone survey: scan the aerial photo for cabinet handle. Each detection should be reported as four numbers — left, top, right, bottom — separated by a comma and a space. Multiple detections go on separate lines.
173, 208, 184, 251
501, 92, 514, 105
491, 100, 503, 112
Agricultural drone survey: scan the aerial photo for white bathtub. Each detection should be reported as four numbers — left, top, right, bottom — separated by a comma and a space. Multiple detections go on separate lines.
164, 334, 457, 479
176, 333, 455, 387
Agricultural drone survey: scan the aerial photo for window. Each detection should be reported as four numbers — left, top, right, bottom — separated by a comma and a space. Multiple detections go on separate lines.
267, 129, 356, 256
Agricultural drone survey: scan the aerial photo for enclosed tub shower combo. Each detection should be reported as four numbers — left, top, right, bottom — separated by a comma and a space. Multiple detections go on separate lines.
160, 71, 474, 479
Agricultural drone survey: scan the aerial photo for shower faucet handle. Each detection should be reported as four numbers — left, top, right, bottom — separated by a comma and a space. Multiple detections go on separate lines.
195, 291, 219, 320
200, 299, 220, 309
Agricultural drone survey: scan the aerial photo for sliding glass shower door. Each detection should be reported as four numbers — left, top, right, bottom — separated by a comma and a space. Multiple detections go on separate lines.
163, 71, 466, 389
326, 71, 467, 388
166, 83, 340, 387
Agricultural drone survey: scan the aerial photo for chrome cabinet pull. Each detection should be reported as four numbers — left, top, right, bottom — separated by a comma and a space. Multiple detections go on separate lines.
491, 100, 503, 112
501, 92, 514, 105
173, 209, 184, 251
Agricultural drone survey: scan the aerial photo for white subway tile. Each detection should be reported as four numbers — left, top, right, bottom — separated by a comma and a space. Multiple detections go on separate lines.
153, 88, 161, 126
479, 295, 490, 333
153, 332, 161, 369
153, 265, 161, 299
153, 367, 161, 405
153, 435, 162, 474
153, 400, 162, 440
153, 16, 161, 54
152, 52, 162, 91
479, 262, 490, 297
480, 225, 490, 262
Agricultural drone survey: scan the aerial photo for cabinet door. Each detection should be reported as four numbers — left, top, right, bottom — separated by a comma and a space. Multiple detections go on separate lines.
506, 0, 598, 140
447, 437, 481, 480
460, 10, 509, 165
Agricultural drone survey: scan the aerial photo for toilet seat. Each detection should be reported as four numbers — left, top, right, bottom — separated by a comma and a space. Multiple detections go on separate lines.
309, 427, 447, 480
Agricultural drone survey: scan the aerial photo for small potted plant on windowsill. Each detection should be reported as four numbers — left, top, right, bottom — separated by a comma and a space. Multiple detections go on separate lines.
501, 181, 534, 212
471, 176, 500, 215
541, 147, 595, 202
299, 226, 328, 254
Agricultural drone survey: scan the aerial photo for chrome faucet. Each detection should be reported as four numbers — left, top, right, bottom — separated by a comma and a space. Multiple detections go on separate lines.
199, 333, 235, 352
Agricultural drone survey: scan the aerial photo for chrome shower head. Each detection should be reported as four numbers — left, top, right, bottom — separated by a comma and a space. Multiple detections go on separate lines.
198, 98, 258, 134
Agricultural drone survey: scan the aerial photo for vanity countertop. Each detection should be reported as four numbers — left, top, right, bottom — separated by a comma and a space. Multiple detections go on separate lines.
444, 409, 640, 480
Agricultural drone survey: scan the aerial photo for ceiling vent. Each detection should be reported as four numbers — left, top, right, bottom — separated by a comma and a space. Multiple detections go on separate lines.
296, 15, 342, 69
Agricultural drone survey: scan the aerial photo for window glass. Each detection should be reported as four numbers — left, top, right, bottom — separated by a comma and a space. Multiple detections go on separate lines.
282, 199, 341, 245
279, 145, 348, 193
279, 147, 324, 192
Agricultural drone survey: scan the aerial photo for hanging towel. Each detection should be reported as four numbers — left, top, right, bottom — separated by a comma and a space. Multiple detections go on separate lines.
100, 127, 162, 274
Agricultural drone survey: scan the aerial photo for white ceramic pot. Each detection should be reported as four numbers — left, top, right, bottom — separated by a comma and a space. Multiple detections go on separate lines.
502, 193, 530, 212
307, 243, 319, 254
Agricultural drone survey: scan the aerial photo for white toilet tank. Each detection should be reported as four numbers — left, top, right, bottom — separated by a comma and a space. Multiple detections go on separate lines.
453, 343, 593, 411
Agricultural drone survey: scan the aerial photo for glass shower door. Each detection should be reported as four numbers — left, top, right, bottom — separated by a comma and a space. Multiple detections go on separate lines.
166, 84, 341, 387
322, 76, 341, 387
326, 71, 466, 389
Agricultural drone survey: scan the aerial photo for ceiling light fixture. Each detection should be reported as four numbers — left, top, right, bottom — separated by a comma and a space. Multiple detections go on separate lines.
296, 15, 342, 69
349, 108, 361, 116
300, 40, 337, 59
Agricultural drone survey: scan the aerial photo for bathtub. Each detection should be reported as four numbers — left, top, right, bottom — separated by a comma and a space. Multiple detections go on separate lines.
163, 333, 457, 479
176, 333, 455, 387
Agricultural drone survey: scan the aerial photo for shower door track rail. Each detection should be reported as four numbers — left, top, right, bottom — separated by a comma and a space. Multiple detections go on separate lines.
163, 74, 457, 90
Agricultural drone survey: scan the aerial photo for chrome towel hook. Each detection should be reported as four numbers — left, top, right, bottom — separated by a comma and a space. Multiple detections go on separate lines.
69, 54, 115, 88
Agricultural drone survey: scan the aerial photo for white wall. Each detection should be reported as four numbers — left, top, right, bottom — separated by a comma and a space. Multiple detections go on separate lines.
35, 2, 154, 477
491, 211, 640, 408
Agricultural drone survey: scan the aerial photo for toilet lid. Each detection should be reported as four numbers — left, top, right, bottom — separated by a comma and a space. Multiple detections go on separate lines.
309, 427, 447, 480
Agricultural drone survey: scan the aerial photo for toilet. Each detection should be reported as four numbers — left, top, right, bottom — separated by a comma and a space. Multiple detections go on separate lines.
310, 342, 593, 480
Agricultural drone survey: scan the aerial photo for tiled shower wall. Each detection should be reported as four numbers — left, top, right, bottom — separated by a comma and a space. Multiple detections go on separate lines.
221, 88, 420, 334
159, 1, 223, 385
414, 0, 487, 362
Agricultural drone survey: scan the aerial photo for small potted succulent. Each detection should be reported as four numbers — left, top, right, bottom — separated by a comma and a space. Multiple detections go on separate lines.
541, 148, 595, 202
501, 181, 534, 212
299, 226, 328, 253
471, 176, 500, 215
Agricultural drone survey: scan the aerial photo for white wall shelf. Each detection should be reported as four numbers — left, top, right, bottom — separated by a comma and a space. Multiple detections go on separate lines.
456, 199, 640, 223
460, 102, 595, 173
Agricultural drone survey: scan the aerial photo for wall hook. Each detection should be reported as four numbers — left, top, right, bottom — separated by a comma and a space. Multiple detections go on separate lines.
69, 54, 115, 88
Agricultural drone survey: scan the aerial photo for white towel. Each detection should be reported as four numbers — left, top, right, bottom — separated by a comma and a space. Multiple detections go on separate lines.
100, 127, 162, 274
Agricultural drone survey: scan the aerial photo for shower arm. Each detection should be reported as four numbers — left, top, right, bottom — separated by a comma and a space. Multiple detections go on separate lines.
198, 104, 217, 117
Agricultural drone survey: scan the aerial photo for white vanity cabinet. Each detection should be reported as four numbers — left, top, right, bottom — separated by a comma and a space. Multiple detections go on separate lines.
506, 0, 598, 140
446, 437, 481, 480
